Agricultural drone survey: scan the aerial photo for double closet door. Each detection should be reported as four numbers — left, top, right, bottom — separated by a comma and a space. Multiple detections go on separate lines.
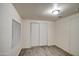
31, 22, 48, 47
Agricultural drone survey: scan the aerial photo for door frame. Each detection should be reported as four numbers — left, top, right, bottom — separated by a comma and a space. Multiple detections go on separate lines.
30, 22, 48, 47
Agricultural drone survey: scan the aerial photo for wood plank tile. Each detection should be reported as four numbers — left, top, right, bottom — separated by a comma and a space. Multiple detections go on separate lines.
19, 46, 72, 56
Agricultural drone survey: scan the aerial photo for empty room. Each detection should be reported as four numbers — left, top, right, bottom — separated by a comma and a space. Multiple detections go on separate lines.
0, 3, 79, 56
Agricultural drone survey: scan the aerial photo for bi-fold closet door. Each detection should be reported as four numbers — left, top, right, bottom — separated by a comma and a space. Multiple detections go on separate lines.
31, 23, 40, 47
31, 22, 48, 47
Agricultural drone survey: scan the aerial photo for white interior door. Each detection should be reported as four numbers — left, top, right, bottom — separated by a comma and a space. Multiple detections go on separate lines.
40, 23, 48, 46
71, 19, 79, 55
31, 23, 40, 47
12, 20, 21, 48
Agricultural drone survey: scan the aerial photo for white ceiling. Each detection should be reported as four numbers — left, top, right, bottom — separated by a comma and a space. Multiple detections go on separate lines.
13, 3, 79, 21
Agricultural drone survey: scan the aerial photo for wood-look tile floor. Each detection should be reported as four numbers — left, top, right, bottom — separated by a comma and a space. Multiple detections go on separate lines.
19, 46, 72, 56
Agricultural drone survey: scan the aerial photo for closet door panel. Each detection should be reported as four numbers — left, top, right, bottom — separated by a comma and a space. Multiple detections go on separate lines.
71, 19, 79, 55
12, 20, 21, 48
31, 23, 40, 47
40, 23, 48, 46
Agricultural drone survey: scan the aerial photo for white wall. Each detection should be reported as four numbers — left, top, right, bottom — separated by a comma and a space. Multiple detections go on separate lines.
0, 3, 22, 56
22, 20, 55, 48
56, 13, 79, 55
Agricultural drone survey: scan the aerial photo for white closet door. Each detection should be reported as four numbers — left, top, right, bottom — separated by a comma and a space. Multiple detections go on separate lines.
31, 23, 40, 47
40, 23, 48, 46
71, 19, 79, 55
12, 20, 21, 48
